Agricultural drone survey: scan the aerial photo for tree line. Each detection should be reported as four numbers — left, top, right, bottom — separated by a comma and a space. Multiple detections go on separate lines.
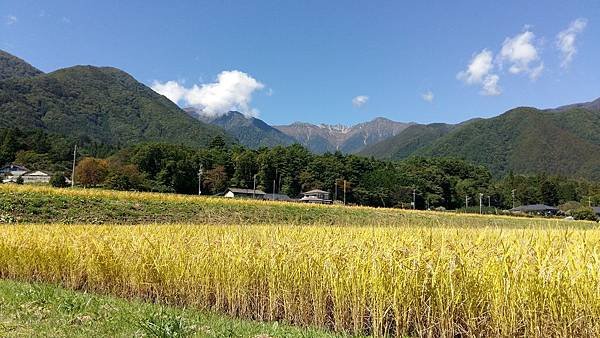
2, 128, 600, 211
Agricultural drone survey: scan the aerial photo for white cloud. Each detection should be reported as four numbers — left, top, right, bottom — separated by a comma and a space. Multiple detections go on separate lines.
556, 18, 587, 68
352, 95, 369, 107
457, 49, 501, 96
499, 30, 543, 80
481, 74, 500, 96
5, 15, 17, 25
457, 49, 494, 84
421, 90, 434, 102
151, 80, 187, 104
529, 62, 544, 80
152, 70, 265, 117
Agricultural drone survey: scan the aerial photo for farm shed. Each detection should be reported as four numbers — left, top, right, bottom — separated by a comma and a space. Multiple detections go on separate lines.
300, 189, 332, 204
510, 204, 559, 216
224, 187, 266, 199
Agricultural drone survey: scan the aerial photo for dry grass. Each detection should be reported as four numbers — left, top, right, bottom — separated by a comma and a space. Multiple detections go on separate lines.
2, 223, 600, 337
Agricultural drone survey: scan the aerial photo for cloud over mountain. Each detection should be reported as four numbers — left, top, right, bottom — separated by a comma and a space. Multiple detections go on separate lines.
352, 95, 369, 107
499, 30, 544, 80
457, 49, 501, 96
152, 70, 264, 117
556, 18, 587, 68
422, 90, 434, 102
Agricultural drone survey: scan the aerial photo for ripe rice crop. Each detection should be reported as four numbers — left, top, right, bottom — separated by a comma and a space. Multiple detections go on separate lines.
1, 223, 600, 337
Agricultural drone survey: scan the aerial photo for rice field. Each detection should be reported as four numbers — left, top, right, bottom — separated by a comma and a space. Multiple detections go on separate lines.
2, 222, 600, 337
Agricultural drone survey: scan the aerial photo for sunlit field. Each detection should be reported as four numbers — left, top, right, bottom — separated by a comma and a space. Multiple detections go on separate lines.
2, 221, 600, 336
0, 184, 584, 228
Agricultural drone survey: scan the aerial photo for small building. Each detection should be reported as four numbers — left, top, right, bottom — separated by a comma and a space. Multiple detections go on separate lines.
593, 207, 600, 216
21, 171, 52, 184
300, 189, 332, 204
0, 164, 28, 177
510, 204, 559, 216
3, 170, 52, 184
263, 193, 292, 201
224, 187, 266, 199
2, 164, 52, 184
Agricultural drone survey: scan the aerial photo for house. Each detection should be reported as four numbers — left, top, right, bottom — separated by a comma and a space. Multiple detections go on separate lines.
510, 204, 559, 216
224, 187, 266, 199
21, 171, 52, 184
263, 193, 292, 201
0, 164, 28, 177
593, 207, 600, 216
299, 189, 332, 204
3, 170, 52, 184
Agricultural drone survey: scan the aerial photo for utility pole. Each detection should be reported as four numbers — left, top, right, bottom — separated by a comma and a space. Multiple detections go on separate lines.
71, 144, 77, 188
279, 172, 282, 194
253, 174, 257, 199
334, 181, 338, 202
479, 193, 483, 214
589, 196, 592, 207
343, 180, 347, 205
198, 164, 203, 195
412, 188, 416, 210
273, 168, 277, 200
511, 189, 516, 209
487, 195, 491, 208
465, 195, 471, 211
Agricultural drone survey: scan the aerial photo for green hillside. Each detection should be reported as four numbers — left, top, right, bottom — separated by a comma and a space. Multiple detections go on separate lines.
0, 53, 230, 148
418, 106, 600, 179
0, 50, 43, 81
359, 123, 456, 159
360, 102, 600, 179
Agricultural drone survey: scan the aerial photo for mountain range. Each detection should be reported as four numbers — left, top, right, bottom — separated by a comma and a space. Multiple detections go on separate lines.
360, 101, 600, 179
185, 109, 296, 149
185, 109, 413, 153
1, 49, 599, 179
193, 99, 600, 179
273, 118, 413, 153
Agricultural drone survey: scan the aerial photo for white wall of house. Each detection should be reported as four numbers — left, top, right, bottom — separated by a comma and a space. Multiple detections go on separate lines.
2, 171, 51, 184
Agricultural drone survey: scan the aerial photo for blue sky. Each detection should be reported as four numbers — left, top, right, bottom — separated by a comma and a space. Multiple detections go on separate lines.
1, 1, 599, 125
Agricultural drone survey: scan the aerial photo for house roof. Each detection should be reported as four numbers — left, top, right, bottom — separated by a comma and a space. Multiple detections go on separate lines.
510, 204, 559, 212
226, 187, 266, 195
0, 164, 29, 172
23, 170, 51, 177
303, 189, 329, 195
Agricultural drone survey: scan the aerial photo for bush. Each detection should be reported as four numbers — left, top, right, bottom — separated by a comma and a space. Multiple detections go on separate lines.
74, 157, 108, 187
49, 173, 69, 188
559, 201, 581, 213
105, 164, 146, 191
571, 207, 599, 221
15, 176, 23, 185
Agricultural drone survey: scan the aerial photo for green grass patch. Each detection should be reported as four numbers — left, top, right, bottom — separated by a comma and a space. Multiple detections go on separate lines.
1, 184, 595, 228
0, 279, 349, 337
